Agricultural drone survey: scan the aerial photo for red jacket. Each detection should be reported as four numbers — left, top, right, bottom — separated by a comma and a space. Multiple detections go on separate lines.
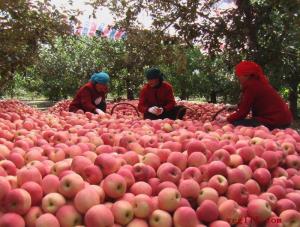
69, 82, 106, 113
227, 79, 292, 127
138, 82, 176, 113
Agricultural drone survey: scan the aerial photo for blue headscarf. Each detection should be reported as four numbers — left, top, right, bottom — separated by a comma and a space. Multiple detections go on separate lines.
90, 72, 110, 85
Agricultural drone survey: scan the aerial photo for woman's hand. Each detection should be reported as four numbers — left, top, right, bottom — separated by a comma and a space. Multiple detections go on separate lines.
216, 115, 227, 123
95, 108, 105, 116
148, 106, 163, 115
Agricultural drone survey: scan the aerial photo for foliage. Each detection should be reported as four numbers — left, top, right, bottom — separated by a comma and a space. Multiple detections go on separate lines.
0, 0, 74, 92
93, 0, 300, 116
22, 30, 183, 100
1, 0, 299, 117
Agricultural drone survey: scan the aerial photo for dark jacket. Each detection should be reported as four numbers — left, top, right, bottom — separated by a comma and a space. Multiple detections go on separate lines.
69, 82, 106, 113
227, 79, 293, 127
138, 82, 176, 114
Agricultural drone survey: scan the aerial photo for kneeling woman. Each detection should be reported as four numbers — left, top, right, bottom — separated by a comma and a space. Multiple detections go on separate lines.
69, 72, 110, 115
138, 68, 186, 120
226, 61, 293, 130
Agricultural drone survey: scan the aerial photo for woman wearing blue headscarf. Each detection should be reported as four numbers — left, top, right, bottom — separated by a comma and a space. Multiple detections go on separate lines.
69, 72, 110, 115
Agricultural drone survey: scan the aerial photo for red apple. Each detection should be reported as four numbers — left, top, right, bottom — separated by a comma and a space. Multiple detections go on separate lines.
130, 181, 152, 196
245, 179, 261, 195
197, 187, 219, 205
149, 209, 172, 227
275, 199, 297, 215
133, 194, 154, 218
16, 166, 42, 186
126, 218, 148, 227
74, 187, 100, 213
103, 173, 127, 199
196, 199, 219, 223
111, 200, 134, 225
173, 206, 198, 227
21, 181, 43, 206
0, 176, 11, 201
41, 192, 66, 213
218, 200, 242, 225
267, 185, 286, 200
5, 188, 31, 215
58, 173, 85, 198
182, 167, 202, 182
167, 152, 187, 171
35, 213, 60, 227
56, 204, 82, 227
237, 146, 255, 164
187, 152, 207, 167
207, 161, 227, 178
227, 183, 249, 206
178, 179, 200, 200
208, 174, 228, 195
0, 213, 25, 227
82, 164, 103, 185
142, 153, 161, 170
24, 206, 42, 227
158, 187, 181, 212
41, 174, 59, 194
279, 209, 300, 227
94, 153, 120, 176
157, 163, 181, 184
253, 168, 272, 188
247, 199, 272, 223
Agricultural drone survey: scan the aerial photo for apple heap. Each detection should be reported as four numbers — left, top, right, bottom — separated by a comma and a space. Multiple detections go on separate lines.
48, 99, 235, 122
0, 99, 299, 227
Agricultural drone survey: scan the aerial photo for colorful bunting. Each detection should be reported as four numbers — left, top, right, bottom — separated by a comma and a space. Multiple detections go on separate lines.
73, 19, 126, 40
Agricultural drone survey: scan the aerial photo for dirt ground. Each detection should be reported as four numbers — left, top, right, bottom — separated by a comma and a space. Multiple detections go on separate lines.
291, 118, 300, 132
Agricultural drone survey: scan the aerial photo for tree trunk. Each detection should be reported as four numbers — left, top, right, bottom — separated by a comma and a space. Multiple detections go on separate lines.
180, 87, 188, 100
236, 0, 259, 60
288, 82, 299, 119
210, 91, 217, 103
126, 79, 134, 100
127, 88, 134, 100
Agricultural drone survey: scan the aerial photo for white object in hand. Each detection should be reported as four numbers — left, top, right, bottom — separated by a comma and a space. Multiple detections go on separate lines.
148, 106, 158, 115
94, 96, 102, 105
216, 115, 227, 122
95, 108, 105, 115
156, 107, 163, 115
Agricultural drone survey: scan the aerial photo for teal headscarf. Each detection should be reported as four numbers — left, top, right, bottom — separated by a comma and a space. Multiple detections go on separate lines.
90, 72, 110, 85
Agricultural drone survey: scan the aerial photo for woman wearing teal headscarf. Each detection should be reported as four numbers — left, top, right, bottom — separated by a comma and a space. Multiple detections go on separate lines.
69, 72, 110, 115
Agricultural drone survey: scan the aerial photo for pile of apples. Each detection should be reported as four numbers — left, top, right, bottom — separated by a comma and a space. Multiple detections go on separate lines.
48, 100, 73, 115
0, 99, 300, 227
48, 99, 232, 122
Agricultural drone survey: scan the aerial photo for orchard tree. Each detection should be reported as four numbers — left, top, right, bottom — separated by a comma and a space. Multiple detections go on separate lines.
0, 0, 75, 93
24, 36, 116, 100
93, 0, 300, 117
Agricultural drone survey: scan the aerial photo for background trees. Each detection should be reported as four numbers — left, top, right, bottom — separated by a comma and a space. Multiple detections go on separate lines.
0, 0, 74, 95
1, 0, 299, 117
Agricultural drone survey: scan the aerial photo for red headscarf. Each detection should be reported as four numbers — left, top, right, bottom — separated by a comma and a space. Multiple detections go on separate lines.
235, 61, 269, 84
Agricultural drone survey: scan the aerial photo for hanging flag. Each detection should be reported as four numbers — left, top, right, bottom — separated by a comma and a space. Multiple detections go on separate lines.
114, 30, 124, 40
109, 28, 117, 40
81, 20, 90, 35
120, 32, 127, 40
88, 21, 97, 36
75, 21, 83, 35
72, 18, 127, 40
96, 23, 105, 36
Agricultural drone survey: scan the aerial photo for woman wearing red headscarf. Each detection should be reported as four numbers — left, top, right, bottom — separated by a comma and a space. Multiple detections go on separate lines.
225, 61, 292, 130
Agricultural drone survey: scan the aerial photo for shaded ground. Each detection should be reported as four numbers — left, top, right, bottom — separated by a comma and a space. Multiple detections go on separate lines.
291, 119, 300, 132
